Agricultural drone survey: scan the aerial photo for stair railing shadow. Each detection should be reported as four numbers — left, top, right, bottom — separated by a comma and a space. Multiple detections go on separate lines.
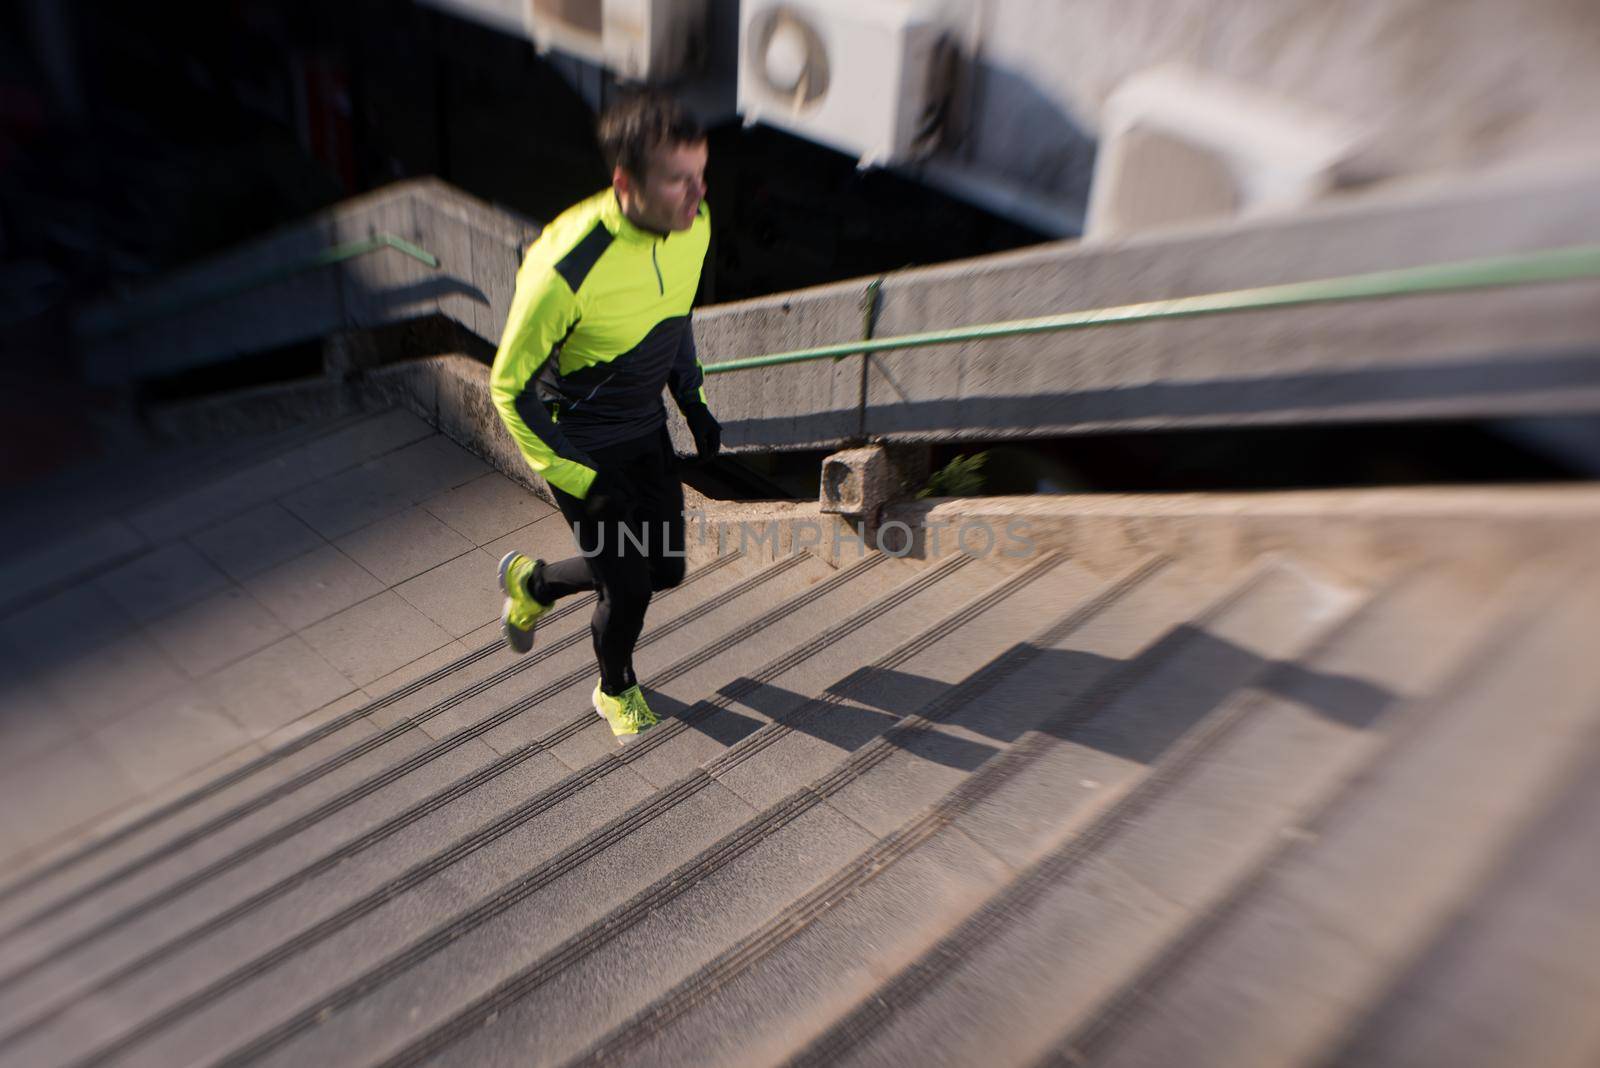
696, 623, 1397, 775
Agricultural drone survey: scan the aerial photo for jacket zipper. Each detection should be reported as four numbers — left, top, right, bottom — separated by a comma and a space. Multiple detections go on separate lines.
651, 242, 664, 296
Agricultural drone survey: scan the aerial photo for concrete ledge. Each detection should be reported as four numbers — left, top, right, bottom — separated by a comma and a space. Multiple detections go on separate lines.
681, 485, 1600, 587
143, 346, 1600, 580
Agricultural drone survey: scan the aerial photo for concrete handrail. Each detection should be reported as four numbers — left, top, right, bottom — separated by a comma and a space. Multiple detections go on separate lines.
703, 244, 1600, 375
78, 234, 440, 339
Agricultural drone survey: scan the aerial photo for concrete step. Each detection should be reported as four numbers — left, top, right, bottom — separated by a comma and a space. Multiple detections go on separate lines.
430, 553, 1233, 1068
559, 555, 1373, 1068
5, 550, 942, 1067
0, 550, 786, 1028
795, 558, 1519, 1068
0, 548, 753, 943
556, 554, 1303, 1067
1050, 565, 1600, 1068
318, 554, 1351, 1067
1317, 742, 1600, 1068
171, 550, 1086, 1068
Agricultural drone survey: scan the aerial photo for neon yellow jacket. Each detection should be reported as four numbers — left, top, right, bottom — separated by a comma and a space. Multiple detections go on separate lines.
490, 188, 711, 498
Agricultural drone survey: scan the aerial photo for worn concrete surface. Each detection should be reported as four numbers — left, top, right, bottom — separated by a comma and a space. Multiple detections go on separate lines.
0, 408, 561, 873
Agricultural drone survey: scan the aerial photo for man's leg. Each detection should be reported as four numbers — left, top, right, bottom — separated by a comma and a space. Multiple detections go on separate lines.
637, 426, 687, 594
499, 430, 649, 654
546, 485, 654, 696
552, 459, 661, 741
500, 431, 668, 738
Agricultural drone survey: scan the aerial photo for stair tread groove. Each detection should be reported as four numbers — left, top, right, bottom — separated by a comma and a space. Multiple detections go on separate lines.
23, 552, 960, 1067
1052, 566, 1600, 1068
0, 550, 751, 936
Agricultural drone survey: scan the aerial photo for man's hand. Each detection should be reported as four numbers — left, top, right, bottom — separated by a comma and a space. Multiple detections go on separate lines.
683, 403, 722, 461
583, 468, 639, 520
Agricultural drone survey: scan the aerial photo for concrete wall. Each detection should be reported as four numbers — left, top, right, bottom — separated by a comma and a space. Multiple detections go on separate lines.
695, 157, 1600, 454
75, 179, 538, 386
79, 160, 1600, 463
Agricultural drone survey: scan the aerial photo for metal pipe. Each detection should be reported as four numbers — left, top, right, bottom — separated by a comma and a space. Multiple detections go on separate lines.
82, 233, 439, 338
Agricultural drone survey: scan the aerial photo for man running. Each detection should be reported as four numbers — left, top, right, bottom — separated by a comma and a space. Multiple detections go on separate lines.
489, 92, 721, 743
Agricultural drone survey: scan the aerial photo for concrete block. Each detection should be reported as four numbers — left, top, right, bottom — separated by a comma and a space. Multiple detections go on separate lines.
360, 361, 441, 427
70, 158, 1600, 463
820, 445, 894, 517
414, 178, 540, 249
322, 329, 384, 380
428, 355, 551, 500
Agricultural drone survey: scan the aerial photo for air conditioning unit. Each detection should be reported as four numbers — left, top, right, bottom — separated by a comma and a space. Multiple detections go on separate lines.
1085, 66, 1369, 240
524, 0, 709, 83
738, 0, 973, 167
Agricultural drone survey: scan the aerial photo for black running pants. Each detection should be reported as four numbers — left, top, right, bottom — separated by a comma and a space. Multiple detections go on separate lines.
533, 426, 686, 695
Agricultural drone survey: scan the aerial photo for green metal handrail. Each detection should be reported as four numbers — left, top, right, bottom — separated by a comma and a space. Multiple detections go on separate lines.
703, 244, 1600, 376
82, 233, 438, 338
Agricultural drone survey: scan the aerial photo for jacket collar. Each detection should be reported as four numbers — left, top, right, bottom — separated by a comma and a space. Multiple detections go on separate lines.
601, 189, 667, 244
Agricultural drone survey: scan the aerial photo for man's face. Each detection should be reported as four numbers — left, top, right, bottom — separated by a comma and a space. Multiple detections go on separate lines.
617, 138, 708, 234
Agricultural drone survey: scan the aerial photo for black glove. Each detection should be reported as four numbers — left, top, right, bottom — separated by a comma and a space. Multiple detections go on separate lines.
682, 402, 722, 461
582, 468, 639, 520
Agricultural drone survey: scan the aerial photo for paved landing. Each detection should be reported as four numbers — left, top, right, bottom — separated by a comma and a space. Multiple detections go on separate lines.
0, 408, 569, 876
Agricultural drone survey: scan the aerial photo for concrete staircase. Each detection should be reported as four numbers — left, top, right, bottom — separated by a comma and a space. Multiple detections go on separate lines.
1, 475, 1595, 1066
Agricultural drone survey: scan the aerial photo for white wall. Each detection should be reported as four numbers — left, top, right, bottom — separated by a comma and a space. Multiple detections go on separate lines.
957, 0, 1600, 214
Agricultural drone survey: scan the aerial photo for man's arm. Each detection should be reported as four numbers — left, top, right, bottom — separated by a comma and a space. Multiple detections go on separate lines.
489, 259, 599, 499
668, 323, 721, 460
667, 321, 708, 412
670, 200, 714, 414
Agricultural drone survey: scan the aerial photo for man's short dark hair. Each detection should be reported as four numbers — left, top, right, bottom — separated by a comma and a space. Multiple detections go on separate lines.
598, 92, 705, 179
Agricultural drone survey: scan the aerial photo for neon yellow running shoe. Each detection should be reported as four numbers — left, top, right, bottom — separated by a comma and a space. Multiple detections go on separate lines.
498, 552, 551, 655
592, 683, 659, 741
